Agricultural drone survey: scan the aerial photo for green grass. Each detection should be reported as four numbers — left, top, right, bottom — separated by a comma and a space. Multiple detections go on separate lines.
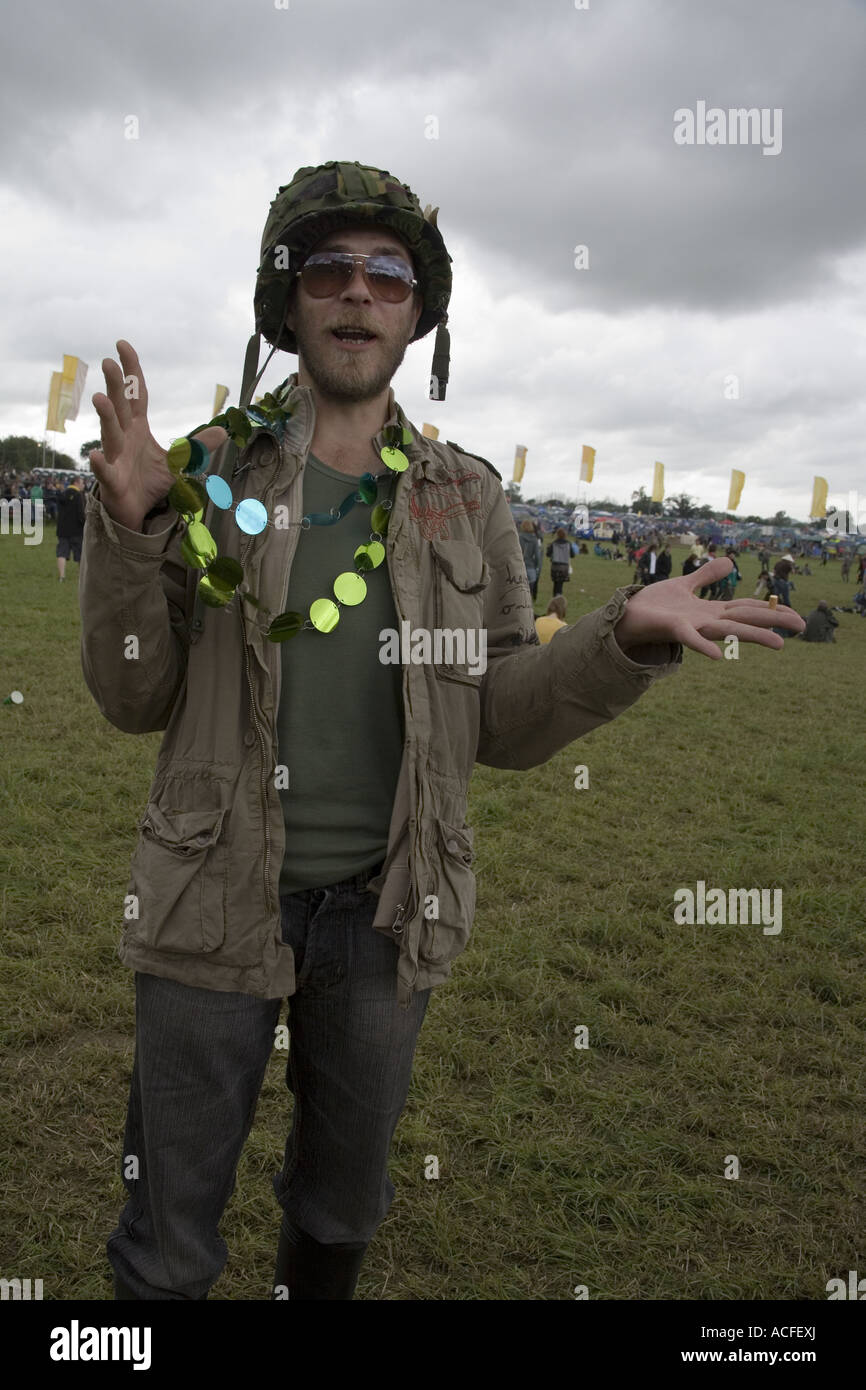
1, 525, 864, 1300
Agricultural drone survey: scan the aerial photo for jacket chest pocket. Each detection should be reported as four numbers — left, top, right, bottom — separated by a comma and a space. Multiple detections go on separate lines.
430, 539, 490, 686
126, 804, 228, 954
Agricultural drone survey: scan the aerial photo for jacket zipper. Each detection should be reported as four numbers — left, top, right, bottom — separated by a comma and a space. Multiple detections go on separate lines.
385, 493, 420, 988
243, 631, 273, 919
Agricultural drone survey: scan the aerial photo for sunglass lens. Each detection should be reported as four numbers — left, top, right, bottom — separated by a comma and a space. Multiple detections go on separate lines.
301, 259, 351, 298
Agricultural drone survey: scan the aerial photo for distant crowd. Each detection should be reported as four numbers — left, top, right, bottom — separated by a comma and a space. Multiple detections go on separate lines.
2, 469, 94, 580
518, 521, 866, 647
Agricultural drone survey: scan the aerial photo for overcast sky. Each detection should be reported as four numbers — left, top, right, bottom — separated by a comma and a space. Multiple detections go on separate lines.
2, 0, 864, 519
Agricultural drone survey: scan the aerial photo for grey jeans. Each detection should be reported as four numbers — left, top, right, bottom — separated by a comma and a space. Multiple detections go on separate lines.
106, 867, 431, 1299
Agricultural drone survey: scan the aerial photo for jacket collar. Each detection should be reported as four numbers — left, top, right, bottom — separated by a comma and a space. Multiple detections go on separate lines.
253, 371, 446, 480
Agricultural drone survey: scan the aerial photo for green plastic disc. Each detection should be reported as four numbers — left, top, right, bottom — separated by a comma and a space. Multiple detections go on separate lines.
310, 598, 340, 632
333, 571, 367, 605
169, 476, 207, 517
181, 520, 217, 569
354, 540, 385, 570
380, 447, 408, 472
267, 610, 305, 642
370, 503, 391, 534
166, 438, 191, 476
198, 574, 234, 608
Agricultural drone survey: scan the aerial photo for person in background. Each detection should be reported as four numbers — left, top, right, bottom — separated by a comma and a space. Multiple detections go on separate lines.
840, 555, 851, 582
682, 551, 701, 576
698, 544, 718, 598
655, 543, 672, 581
637, 543, 658, 585
799, 601, 839, 643
534, 595, 568, 644
715, 548, 741, 601
856, 554, 866, 585
56, 475, 86, 581
519, 518, 542, 603
754, 569, 772, 600
546, 526, 577, 597
771, 559, 796, 636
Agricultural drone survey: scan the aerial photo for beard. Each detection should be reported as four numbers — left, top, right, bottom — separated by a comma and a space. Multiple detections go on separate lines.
292, 302, 413, 404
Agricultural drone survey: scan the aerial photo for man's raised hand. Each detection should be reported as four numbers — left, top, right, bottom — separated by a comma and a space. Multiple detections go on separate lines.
89, 340, 228, 532
613, 557, 805, 659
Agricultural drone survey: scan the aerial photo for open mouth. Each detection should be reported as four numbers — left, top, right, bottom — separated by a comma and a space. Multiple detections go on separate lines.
331, 327, 377, 346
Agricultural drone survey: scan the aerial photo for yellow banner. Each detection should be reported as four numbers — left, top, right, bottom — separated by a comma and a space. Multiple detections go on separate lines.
213, 384, 229, 416
580, 444, 595, 483
652, 461, 665, 503
727, 468, 745, 511
421, 423, 439, 439
512, 445, 527, 483
46, 372, 67, 432
810, 476, 828, 519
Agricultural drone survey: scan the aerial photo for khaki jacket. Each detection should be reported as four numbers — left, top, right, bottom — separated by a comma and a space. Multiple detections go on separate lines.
79, 377, 682, 1007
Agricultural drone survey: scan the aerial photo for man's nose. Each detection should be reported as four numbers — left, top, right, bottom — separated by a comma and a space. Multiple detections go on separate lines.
340, 262, 372, 301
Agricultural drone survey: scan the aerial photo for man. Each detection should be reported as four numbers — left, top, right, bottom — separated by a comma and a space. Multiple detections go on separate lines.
56, 474, 85, 580
79, 160, 804, 1303
799, 600, 839, 642
655, 543, 672, 581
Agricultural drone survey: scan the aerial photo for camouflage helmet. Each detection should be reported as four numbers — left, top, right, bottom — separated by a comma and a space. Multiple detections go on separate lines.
255, 161, 452, 357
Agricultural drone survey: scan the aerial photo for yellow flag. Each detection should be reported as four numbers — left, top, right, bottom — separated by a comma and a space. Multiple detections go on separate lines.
727, 469, 745, 511
213, 384, 229, 416
46, 372, 67, 432
810, 476, 828, 519
47, 355, 88, 431
61, 355, 88, 421
652, 461, 665, 503
513, 445, 527, 483
580, 444, 595, 483
421, 423, 439, 439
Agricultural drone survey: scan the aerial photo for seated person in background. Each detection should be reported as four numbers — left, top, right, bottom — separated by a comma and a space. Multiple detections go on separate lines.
853, 590, 866, 616
799, 601, 839, 643
754, 569, 772, 599
535, 595, 568, 644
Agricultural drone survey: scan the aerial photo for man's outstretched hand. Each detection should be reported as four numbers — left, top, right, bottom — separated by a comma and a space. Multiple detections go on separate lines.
613, 558, 805, 660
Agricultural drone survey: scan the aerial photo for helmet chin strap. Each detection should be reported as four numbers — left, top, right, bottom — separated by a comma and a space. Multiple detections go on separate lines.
430, 317, 450, 401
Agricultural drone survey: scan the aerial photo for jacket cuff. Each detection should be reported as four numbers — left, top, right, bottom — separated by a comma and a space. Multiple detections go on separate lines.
595, 585, 683, 676
86, 485, 178, 557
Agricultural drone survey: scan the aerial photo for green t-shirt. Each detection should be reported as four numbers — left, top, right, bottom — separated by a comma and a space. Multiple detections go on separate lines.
277, 452, 404, 894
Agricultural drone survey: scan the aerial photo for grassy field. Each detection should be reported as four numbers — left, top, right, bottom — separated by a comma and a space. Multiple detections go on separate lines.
1, 522, 864, 1301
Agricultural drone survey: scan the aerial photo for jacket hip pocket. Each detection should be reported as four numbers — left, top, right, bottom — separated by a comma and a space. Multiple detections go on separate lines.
126, 804, 228, 954
419, 819, 477, 965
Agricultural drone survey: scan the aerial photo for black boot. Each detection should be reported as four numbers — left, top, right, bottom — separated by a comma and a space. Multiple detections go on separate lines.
272, 1212, 368, 1300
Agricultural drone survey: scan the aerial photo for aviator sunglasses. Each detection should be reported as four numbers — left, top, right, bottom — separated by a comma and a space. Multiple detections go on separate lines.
298, 251, 418, 303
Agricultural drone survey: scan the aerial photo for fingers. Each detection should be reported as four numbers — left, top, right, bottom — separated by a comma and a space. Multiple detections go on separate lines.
191, 425, 230, 455
719, 601, 802, 628
101, 356, 133, 433
700, 618, 786, 648
681, 557, 733, 588
116, 340, 149, 417
676, 623, 725, 659
91, 391, 125, 463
